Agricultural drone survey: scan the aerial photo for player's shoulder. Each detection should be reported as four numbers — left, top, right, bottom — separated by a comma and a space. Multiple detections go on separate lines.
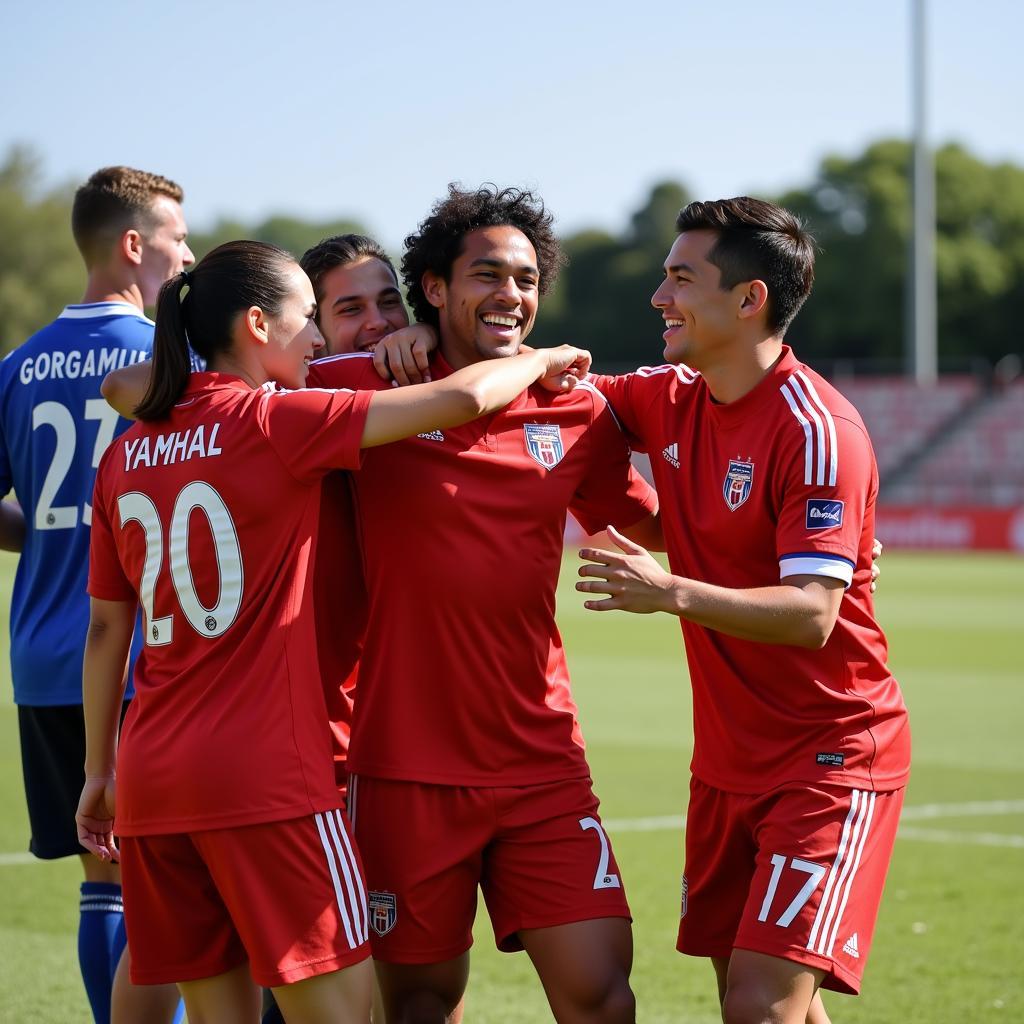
632, 362, 701, 385
618, 363, 702, 403
307, 352, 384, 391
775, 360, 868, 436
51, 303, 154, 343
771, 359, 874, 485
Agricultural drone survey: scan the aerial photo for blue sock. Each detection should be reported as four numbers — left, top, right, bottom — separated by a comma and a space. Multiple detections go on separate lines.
79, 881, 124, 1024
109, 912, 127, 985
108, 912, 186, 1024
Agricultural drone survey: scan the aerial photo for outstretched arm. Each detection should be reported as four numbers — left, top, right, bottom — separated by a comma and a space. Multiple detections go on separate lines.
360, 345, 590, 448
577, 525, 844, 649
77, 597, 135, 862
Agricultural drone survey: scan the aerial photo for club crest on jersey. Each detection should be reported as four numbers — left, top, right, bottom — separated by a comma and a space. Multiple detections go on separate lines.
806, 499, 844, 530
723, 460, 754, 511
368, 891, 397, 937
524, 423, 564, 469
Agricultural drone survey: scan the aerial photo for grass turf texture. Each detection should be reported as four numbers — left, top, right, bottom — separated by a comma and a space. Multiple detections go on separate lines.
0, 550, 1020, 1022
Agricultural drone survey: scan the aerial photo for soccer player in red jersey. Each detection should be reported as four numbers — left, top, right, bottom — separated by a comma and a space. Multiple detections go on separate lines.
307, 186, 660, 1024
77, 239, 591, 1024
576, 198, 911, 1024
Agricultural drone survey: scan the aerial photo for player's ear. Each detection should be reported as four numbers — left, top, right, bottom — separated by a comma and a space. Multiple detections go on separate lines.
421, 271, 446, 310
122, 228, 144, 267
242, 305, 270, 346
736, 279, 769, 321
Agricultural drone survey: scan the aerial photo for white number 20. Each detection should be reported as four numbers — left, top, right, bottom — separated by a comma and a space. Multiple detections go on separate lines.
117, 482, 243, 646
757, 854, 827, 928
579, 816, 621, 890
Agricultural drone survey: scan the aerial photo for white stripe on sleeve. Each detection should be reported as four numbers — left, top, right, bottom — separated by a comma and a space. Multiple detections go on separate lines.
779, 382, 814, 485
795, 371, 839, 486
788, 375, 828, 486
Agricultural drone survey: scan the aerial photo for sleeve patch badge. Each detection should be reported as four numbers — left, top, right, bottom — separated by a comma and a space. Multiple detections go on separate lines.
806, 499, 844, 530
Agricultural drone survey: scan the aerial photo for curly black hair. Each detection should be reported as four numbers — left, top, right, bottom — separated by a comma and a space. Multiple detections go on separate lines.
401, 184, 565, 328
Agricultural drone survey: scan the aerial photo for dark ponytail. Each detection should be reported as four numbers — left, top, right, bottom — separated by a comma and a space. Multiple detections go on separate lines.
135, 273, 193, 420
135, 240, 297, 421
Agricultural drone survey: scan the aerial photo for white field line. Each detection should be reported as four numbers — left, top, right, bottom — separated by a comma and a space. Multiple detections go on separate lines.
602, 799, 1024, 850
2, 800, 1022, 868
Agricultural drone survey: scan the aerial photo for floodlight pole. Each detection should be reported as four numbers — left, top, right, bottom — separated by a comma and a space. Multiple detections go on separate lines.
908, 0, 938, 383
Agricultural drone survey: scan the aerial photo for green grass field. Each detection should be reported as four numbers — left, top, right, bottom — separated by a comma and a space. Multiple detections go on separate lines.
0, 551, 1021, 1023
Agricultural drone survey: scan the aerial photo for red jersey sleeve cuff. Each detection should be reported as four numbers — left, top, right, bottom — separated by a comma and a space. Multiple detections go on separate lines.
88, 580, 137, 603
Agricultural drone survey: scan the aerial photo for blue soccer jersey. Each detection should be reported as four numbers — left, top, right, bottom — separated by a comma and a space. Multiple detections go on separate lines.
0, 302, 152, 705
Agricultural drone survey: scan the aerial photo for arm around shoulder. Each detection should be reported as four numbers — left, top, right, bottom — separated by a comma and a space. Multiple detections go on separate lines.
360, 346, 590, 448
102, 361, 154, 419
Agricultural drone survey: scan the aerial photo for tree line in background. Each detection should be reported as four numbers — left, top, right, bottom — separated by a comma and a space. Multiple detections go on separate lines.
2, 140, 1021, 371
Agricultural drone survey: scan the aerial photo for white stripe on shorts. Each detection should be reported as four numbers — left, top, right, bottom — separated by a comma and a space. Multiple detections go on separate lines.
328, 809, 369, 944
806, 789, 876, 956
314, 811, 360, 949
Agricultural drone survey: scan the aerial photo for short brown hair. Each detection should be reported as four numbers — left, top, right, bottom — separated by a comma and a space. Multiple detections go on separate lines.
675, 197, 816, 334
71, 166, 185, 266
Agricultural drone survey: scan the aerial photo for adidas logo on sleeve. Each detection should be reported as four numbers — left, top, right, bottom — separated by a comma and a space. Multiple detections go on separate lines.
662, 443, 680, 469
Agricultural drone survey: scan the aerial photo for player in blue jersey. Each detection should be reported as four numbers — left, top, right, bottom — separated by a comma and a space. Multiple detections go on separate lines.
0, 166, 192, 1024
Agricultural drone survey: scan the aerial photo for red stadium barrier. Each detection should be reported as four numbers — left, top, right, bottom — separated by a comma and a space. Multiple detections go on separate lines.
569, 508, 1024, 553
876, 505, 1024, 552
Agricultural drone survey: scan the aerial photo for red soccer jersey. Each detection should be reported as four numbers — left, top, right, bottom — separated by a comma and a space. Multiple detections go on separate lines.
308, 353, 658, 786
589, 347, 910, 794
88, 372, 371, 834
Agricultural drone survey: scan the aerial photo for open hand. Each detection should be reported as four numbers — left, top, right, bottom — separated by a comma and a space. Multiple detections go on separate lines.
576, 525, 676, 613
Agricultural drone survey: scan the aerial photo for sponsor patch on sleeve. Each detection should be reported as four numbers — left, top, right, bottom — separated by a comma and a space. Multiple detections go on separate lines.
805, 499, 844, 530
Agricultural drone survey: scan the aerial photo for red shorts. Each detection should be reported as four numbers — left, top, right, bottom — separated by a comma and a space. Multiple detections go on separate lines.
348, 775, 631, 963
120, 809, 370, 987
677, 779, 904, 994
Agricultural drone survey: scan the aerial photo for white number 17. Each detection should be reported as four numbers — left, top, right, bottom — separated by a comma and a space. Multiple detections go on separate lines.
757, 855, 827, 928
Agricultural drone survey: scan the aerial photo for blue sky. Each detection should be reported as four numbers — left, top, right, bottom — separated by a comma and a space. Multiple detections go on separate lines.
3, 0, 1019, 250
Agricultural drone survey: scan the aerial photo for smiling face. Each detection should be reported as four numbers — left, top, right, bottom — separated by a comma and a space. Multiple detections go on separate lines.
317, 256, 409, 355
651, 230, 747, 368
423, 225, 540, 368
260, 265, 325, 388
